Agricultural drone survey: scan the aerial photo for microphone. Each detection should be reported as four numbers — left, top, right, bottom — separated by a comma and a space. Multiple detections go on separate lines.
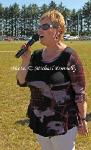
15, 34, 39, 58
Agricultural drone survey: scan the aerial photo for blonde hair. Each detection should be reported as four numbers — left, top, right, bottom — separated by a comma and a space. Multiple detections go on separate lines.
40, 9, 65, 41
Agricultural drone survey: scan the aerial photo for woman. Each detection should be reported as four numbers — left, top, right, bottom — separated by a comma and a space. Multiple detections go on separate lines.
16, 10, 88, 150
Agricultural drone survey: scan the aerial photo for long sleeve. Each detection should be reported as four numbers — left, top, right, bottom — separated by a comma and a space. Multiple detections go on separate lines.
67, 50, 86, 103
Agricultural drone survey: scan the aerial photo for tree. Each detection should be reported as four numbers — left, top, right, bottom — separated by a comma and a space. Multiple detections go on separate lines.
3, 7, 9, 35
0, 1, 91, 37
77, 9, 83, 35
0, 4, 4, 18
58, 2, 65, 14
69, 9, 78, 35
20, 5, 28, 36
30, 4, 40, 34
83, 1, 91, 34
0, 4, 4, 35
49, 1, 57, 10
25, 4, 33, 36
8, 3, 20, 36
40, 4, 48, 16
13, 3, 20, 36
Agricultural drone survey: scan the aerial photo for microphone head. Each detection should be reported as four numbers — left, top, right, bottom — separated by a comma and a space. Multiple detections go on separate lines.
32, 33, 39, 41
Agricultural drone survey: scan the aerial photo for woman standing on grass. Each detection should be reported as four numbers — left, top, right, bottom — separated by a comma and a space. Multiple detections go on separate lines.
16, 10, 88, 150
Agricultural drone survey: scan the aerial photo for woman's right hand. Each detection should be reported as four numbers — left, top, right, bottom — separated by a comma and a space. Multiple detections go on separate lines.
21, 44, 31, 62
77, 120, 88, 136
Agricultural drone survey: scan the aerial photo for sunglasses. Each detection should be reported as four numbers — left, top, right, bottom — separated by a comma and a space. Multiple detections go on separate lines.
38, 23, 54, 30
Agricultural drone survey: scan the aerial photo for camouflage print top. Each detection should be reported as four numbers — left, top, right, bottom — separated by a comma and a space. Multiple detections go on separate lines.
17, 47, 85, 137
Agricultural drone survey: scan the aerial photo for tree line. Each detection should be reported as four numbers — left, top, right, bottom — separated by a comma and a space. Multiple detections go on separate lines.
0, 0, 91, 37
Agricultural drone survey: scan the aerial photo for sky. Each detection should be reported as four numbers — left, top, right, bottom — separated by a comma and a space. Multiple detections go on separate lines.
0, 0, 89, 10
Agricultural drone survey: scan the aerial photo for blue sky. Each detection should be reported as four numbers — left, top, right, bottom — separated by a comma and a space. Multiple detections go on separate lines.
0, 0, 89, 10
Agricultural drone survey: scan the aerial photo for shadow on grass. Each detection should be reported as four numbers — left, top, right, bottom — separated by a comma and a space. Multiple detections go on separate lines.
87, 113, 91, 121
15, 118, 30, 126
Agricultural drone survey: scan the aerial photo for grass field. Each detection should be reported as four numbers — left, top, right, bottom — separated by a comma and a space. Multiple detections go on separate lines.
0, 40, 91, 150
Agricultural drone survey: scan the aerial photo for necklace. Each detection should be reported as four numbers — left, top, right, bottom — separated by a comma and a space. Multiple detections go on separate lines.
42, 49, 63, 62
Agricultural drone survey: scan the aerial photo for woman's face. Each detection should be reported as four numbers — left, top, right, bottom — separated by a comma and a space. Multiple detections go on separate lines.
38, 17, 59, 46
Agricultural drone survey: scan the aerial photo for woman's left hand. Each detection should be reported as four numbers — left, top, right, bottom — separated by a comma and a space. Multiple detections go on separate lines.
77, 120, 88, 136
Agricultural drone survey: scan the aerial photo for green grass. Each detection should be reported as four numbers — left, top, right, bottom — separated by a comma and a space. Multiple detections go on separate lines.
0, 40, 91, 150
